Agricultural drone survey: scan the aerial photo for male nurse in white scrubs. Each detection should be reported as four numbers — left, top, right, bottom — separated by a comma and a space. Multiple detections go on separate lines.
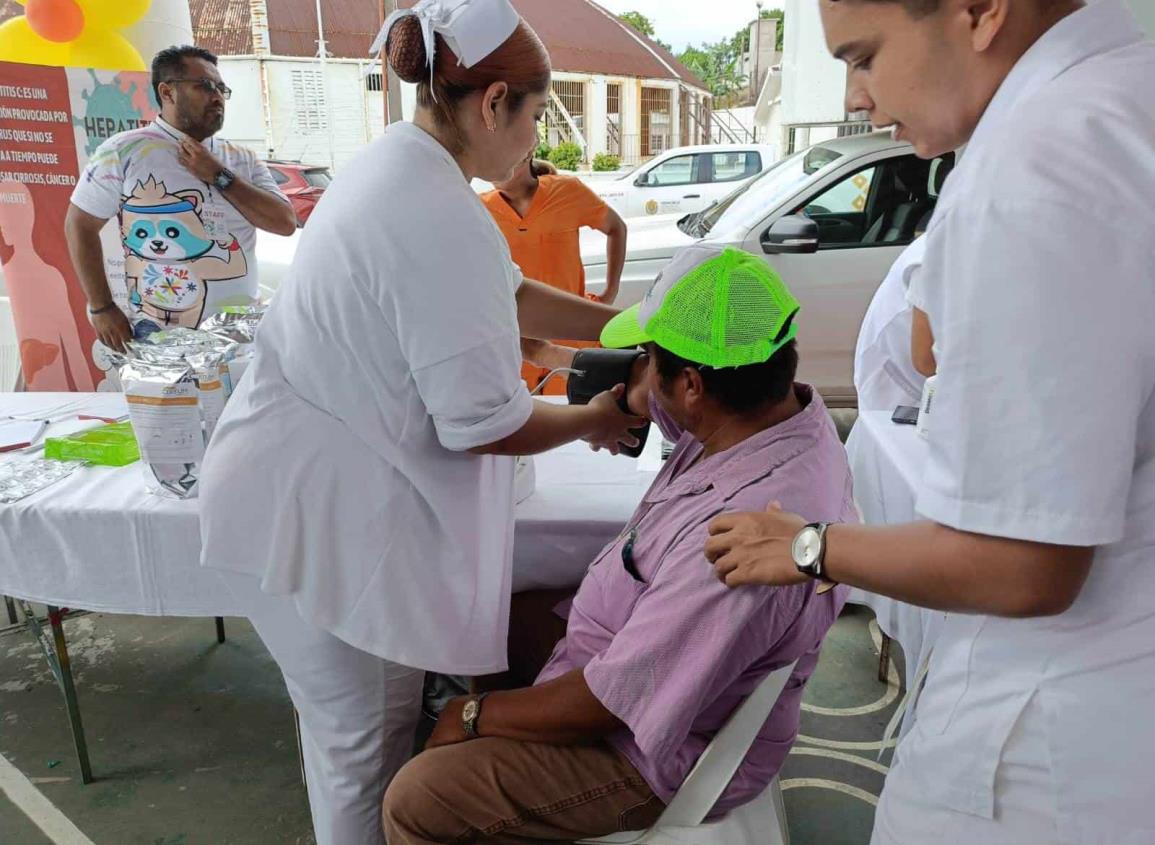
852, 236, 928, 410
704, 1, 1155, 843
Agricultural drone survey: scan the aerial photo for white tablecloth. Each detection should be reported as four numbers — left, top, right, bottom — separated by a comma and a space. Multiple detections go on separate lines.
0, 393, 654, 616
846, 411, 945, 710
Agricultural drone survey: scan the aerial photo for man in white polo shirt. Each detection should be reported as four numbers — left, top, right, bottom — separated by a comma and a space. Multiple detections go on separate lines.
704, 1, 1155, 843
65, 45, 297, 352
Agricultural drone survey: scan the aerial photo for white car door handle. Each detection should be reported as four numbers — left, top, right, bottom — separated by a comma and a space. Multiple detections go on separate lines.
683, 193, 701, 199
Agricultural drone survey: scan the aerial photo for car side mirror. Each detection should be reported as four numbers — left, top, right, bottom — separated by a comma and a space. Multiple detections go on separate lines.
634, 172, 651, 187
762, 214, 820, 255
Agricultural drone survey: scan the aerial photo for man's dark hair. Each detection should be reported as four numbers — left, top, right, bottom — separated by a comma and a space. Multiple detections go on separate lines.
651, 340, 799, 415
152, 45, 219, 103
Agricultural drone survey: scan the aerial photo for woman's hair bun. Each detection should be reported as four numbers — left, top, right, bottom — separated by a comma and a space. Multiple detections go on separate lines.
387, 15, 429, 84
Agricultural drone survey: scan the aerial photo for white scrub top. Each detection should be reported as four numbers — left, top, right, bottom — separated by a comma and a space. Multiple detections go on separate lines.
852, 237, 927, 411
199, 122, 533, 675
897, 3, 1155, 843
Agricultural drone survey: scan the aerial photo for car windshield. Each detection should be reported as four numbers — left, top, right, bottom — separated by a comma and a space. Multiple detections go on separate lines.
305, 169, 332, 188
698, 145, 842, 235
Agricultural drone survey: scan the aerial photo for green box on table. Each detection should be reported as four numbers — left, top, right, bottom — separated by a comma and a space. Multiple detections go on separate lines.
43, 422, 140, 467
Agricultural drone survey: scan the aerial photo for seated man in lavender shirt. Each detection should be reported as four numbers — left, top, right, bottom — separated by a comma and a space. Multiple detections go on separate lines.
382, 244, 856, 845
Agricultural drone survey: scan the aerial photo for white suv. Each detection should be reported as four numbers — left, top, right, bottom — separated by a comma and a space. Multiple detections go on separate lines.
591, 143, 779, 219
582, 131, 956, 406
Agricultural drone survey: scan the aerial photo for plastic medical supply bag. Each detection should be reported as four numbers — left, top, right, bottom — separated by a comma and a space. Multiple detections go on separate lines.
120, 359, 206, 499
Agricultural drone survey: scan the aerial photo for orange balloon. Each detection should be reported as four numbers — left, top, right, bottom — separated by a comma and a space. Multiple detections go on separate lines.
25, 0, 85, 43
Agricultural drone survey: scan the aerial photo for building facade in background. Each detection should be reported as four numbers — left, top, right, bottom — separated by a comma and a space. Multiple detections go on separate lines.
750, 0, 869, 156
760, 0, 1155, 155
706, 15, 783, 149
184, 0, 711, 170
738, 15, 780, 108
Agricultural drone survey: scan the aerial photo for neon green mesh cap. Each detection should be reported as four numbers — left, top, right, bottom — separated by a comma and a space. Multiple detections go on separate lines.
600, 244, 800, 367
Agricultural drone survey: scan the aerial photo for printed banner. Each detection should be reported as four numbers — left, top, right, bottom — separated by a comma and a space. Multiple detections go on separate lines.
0, 61, 157, 391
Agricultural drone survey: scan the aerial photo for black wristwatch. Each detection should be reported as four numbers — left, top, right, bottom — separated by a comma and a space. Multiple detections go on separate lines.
213, 167, 236, 191
461, 693, 489, 739
792, 522, 832, 582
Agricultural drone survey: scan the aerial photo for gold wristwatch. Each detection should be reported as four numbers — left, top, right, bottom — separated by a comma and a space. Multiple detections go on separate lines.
461, 693, 489, 739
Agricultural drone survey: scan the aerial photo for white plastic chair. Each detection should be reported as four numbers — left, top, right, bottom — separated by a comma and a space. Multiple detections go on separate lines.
580, 661, 797, 845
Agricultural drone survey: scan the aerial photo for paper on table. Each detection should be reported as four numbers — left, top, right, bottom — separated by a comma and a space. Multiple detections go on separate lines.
1, 394, 125, 424
74, 393, 129, 421
0, 419, 48, 452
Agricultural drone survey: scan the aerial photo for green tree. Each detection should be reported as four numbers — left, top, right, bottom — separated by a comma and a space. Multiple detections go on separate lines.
677, 9, 785, 105
677, 39, 747, 106
618, 11, 655, 37
618, 11, 673, 51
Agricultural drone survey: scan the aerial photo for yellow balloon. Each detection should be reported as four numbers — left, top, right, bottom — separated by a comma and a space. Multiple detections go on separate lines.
0, 17, 70, 65
66, 28, 146, 71
0, 0, 151, 69
78, 0, 153, 30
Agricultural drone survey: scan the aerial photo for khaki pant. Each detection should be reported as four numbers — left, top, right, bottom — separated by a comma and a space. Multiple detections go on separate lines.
381, 736, 663, 845
382, 591, 664, 844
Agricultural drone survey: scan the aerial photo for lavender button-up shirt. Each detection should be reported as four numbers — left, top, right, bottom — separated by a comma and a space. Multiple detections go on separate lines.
536, 385, 856, 814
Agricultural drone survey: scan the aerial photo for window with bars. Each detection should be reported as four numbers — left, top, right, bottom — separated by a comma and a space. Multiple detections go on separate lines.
606, 82, 622, 155
640, 86, 672, 158
552, 79, 587, 143
365, 72, 383, 92
291, 69, 328, 134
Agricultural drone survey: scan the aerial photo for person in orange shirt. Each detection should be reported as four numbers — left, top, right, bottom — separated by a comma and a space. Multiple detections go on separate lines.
481, 156, 627, 393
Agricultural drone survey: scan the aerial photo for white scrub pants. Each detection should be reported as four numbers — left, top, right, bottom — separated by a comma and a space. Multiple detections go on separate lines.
226, 574, 425, 845
871, 695, 1067, 845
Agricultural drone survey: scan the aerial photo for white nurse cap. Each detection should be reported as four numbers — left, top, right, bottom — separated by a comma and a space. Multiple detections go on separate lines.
370, 0, 522, 88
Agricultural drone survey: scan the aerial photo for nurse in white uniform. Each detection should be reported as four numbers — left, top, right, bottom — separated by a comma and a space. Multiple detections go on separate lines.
198, 3, 643, 843
852, 152, 954, 411
852, 236, 928, 411
705, 1, 1155, 843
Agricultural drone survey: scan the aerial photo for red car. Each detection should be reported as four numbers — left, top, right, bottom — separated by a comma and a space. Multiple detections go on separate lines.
265, 160, 332, 227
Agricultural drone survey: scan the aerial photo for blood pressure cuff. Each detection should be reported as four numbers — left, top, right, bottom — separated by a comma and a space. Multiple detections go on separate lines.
567, 348, 650, 459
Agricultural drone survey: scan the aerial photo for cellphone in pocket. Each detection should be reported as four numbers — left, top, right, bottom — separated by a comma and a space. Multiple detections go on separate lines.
891, 405, 920, 426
